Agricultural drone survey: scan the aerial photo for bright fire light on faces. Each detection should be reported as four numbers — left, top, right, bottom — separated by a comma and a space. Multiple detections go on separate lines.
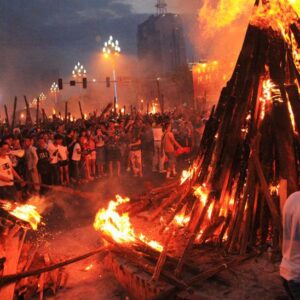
93, 195, 163, 252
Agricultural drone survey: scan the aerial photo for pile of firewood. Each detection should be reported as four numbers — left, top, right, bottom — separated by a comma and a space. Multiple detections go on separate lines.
0, 210, 69, 299
120, 0, 300, 279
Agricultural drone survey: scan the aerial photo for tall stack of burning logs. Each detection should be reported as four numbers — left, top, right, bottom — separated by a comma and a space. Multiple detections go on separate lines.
1, 0, 300, 299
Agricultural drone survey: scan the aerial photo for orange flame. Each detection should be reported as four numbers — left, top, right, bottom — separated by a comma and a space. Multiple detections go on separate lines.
174, 213, 191, 227
194, 185, 208, 206
9, 204, 41, 230
259, 79, 275, 120
94, 195, 163, 252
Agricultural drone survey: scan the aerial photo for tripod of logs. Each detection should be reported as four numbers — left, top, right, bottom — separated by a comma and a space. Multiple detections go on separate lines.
117, 0, 300, 284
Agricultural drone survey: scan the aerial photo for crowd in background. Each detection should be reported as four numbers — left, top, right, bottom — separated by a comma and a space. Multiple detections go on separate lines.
0, 109, 206, 201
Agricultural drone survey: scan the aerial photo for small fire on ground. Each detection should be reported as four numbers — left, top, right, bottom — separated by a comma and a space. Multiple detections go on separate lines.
1, 201, 42, 230
93, 195, 163, 252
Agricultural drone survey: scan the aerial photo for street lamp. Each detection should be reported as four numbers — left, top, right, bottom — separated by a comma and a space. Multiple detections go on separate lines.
72, 62, 87, 79
50, 82, 59, 104
102, 36, 121, 105
39, 92, 46, 102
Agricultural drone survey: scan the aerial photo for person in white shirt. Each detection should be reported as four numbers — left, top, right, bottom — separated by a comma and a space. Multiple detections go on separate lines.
280, 191, 300, 299
71, 137, 82, 183
47, 134, 60, 185
57, 138, 69, 185
0, 141, 24, 200
152, 122, 165, 173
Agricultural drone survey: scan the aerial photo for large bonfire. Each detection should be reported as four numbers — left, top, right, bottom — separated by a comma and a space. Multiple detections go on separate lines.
94, 0, 300, 277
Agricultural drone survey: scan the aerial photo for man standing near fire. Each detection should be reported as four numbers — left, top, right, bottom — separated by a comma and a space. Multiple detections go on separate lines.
0, 141, 24, 200
281, 192, 300, 299
161, 123, 183, 179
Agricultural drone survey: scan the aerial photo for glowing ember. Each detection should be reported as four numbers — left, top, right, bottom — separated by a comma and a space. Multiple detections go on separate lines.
9, 204, 41, 230
139, 234, 163, 252
194, 185, 208, 206
180, 169, 193, 185
94, 195, 163, 252
84, 264, 94, 271
270, 183, 280, 195
259, 79, 275, 120
287, 101, 297, 133
174, 214, 190, 227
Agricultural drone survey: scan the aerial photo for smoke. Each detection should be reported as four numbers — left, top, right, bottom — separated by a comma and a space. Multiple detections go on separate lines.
199, 0, 253, 37
182, 0, 255, 101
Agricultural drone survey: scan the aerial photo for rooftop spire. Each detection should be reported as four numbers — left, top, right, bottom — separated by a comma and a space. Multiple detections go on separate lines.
155, 0, 167, 15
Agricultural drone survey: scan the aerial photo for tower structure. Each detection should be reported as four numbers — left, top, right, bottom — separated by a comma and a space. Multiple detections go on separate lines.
155, 0, 167, 15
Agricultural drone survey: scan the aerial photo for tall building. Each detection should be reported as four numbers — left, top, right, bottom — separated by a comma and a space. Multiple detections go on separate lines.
137, 2, 187, 77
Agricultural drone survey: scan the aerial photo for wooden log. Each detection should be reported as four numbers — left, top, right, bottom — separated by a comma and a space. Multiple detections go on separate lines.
4, 105, 10, 128
99, 103, 113, 120
24, 96, 32, 125
154, 253, 256, 300
286, 84, 300, 134
100, 233, 188, 289
148, 189, 180, 222
252, 151, 281, 230
174, 193, 215, 277
152, 229, 174, 282
199, 216, 225, 244
11, 97, 17, 131
64, 101, 68, 124
0, 246, 109, 287
78, 101, 84, 120
279, 179, 288, 212
218, 211, 232, 245
36, 97, 40, 127
41, 109, 48, 124
0, 226, 23, 299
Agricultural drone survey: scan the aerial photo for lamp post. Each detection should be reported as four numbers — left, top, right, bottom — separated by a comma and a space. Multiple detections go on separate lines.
50, 82, 59, 104
102, 36, 121, 108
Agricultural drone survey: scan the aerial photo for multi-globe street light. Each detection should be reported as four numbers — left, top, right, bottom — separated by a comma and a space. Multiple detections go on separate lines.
102, 36, 121, 105
72, 62, 87, 79
50, 82, 59, 104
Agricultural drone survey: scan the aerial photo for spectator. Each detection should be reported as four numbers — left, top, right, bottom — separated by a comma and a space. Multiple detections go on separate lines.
24, 136, 40, 194
47, 134, 60, 185
95, 128, 106, 177
106, 123, 121, 177
36, 136, 51, 187
86, 131, 96, 179
280, 192, 300, 299
141, 121, 154, 171
152, 122, 165, 173
57, 136, 69, 185
129, 132, 143, 177
162, 123, 183, 179
0, 141, 24, 200
71, 136, 82, 183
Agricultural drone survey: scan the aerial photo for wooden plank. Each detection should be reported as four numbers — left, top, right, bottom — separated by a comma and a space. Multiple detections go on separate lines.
11, 97, 17, 131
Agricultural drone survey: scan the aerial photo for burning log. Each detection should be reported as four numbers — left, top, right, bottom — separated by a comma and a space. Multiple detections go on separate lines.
92, 2, 300, 296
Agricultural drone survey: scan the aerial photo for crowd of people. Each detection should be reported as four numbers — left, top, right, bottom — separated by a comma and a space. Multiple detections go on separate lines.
0, 109, 205, 201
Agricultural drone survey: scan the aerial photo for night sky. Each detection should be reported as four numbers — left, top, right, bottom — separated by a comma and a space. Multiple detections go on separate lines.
0, 0, 200, 104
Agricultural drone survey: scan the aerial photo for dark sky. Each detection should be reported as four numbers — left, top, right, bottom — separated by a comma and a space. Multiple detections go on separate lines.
0, 0, 200, 103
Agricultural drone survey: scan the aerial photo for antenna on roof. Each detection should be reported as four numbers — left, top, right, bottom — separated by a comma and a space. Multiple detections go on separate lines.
155, 0, 167, 15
